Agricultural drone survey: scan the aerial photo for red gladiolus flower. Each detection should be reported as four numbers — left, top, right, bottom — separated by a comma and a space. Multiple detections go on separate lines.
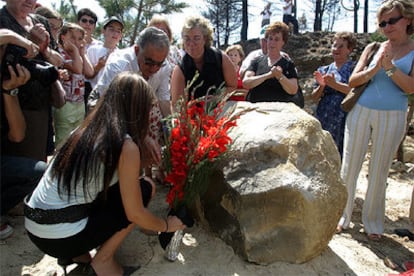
162, 80, 245, 211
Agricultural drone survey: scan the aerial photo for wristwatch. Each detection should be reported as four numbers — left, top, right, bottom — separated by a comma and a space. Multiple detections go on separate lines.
385, 66, 397, 77
3, 88, 19, 96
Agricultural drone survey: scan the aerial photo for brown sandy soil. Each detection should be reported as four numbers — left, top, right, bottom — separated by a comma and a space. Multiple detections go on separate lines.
1, 154, 413, 276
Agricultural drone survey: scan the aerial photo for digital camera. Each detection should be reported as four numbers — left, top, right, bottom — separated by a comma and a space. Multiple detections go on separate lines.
1, 45, 59, 87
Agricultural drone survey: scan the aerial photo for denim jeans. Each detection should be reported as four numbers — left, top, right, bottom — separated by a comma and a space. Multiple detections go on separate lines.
1, 155, 46, 216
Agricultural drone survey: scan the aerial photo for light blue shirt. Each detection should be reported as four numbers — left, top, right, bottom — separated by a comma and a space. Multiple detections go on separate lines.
359, 50, 414, 111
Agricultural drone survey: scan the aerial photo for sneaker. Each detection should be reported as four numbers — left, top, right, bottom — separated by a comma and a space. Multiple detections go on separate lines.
403, 260, 414, 271
0, 223, 14, 240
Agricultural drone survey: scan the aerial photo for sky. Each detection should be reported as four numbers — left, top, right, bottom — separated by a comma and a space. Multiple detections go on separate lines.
0, 0, 381, 42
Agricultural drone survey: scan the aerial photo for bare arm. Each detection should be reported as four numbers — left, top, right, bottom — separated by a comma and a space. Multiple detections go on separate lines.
381, 42, 414, 94
243, 70, 273, 89
0, 29, 39, 58
243, 65, 298, 95
61, 41, 83, 74
118, 139, 185, 232
323, 73, 352, 94
2, 65, 31, 142
311, 70, 325, 101
79, 42, 94, 78
29, 24, 63, 67
349, 43, 382, 88
221, 51, 238, 94
170, 65, 186, 111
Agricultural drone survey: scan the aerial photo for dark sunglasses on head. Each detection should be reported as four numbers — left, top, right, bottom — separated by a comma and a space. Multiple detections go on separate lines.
144, 58, 165, 68
378, 15, 403, 28
80, 18, 96, 25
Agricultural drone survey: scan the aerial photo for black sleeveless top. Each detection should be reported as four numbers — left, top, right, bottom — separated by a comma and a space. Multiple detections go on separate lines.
179, 47, 225, 100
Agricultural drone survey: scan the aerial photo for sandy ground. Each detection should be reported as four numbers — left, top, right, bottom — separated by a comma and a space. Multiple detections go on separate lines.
1, 157, 413, 276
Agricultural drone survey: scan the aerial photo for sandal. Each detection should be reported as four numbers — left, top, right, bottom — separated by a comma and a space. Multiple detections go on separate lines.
367, 233, 382, 241
336, 225, 343, 234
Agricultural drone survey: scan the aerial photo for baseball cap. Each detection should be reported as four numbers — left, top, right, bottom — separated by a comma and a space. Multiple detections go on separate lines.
103, 16, 124, 30
259, 24, 269, 39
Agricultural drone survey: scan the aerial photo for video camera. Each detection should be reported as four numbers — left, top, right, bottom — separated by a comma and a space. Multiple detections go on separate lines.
1, 45, 59, 87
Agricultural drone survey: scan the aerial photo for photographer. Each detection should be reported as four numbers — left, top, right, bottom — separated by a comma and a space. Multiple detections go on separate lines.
0, 29, 47, 240
0, 0, 63, 161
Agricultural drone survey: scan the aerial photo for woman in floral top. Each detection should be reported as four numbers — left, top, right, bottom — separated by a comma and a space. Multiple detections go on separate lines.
311, 32, 357, 159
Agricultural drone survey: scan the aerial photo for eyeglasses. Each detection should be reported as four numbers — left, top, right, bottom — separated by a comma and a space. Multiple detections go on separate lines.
378, 15, 403, 28
183, 36, 203, 44
143, 57, 165, 68
80, 18, 96, 25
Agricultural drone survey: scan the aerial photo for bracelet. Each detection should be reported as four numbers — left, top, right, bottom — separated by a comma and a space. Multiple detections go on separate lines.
385, 66, 397, 77
278, 76, 285, 81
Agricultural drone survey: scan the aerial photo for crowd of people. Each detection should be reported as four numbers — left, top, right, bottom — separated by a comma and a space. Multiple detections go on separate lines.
0, 0, 413, 275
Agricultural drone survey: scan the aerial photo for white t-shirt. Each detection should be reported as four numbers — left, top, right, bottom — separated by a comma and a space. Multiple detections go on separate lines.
283, 1, 293, 15
262, 9, 271, 20
86, 45, 118, 89
25, 159, 119, 238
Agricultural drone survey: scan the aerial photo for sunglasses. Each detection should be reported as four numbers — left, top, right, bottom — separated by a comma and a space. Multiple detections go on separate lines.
80, 18, 96, 25
144, 57, 165, 68
378, 15, 403, 28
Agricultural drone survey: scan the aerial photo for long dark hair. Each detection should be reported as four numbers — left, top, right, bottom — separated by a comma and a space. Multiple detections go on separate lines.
52, 72, 155, 199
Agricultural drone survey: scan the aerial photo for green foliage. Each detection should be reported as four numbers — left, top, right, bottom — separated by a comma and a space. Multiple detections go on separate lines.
369, 31, 387, 42
52, 0, 188, 45
97, 0, 188, 45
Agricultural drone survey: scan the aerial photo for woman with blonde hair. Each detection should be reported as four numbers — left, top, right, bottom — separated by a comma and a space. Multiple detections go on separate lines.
170, 15, 237, 107
337, 0, 414, 241
148, 14, 182, 68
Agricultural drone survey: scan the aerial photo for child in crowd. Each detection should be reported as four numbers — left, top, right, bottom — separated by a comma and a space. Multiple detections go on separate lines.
54, 23, 94, 147
225, 44, 248, 101
87, 17, 123, 90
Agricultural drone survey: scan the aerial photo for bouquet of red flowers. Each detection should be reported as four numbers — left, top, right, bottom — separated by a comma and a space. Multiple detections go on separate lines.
159, 76, 243, 251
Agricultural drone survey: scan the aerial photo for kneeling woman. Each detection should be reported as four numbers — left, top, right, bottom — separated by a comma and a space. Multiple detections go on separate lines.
24, 72, 185, 276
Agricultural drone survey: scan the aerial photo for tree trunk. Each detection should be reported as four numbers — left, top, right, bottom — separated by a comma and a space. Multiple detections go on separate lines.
363, 0, 368, 33
241, 0, 248, 41
353, 0, 359, 33
314, 0, 322, 31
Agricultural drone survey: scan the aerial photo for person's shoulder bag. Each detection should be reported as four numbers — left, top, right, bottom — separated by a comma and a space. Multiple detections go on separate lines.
340, 42, 380, 112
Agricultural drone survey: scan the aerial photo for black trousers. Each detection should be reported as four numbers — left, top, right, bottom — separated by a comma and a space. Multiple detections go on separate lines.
27, 179, 152, 259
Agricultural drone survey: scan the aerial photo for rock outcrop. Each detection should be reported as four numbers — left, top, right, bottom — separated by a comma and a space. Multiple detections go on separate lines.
192, 101, 347, 264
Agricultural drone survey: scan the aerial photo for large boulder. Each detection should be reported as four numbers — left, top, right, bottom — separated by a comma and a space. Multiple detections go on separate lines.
192, 101, 347, 264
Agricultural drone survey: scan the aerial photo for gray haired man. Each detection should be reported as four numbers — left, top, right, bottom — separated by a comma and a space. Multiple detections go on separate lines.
89, 26, 171, 116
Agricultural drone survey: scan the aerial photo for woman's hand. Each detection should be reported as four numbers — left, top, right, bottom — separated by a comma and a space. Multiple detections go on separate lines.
23, 42, 39, 59
58, 69, 70, 81
141, 136, 161, 167
270, 65, 283, 79
380, 42, 394, 70
323, 73, 336, 87
166, 216, 186, 232
2, 64, 31, 91
314, 71, 325, 86
63, 40, 79, 56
